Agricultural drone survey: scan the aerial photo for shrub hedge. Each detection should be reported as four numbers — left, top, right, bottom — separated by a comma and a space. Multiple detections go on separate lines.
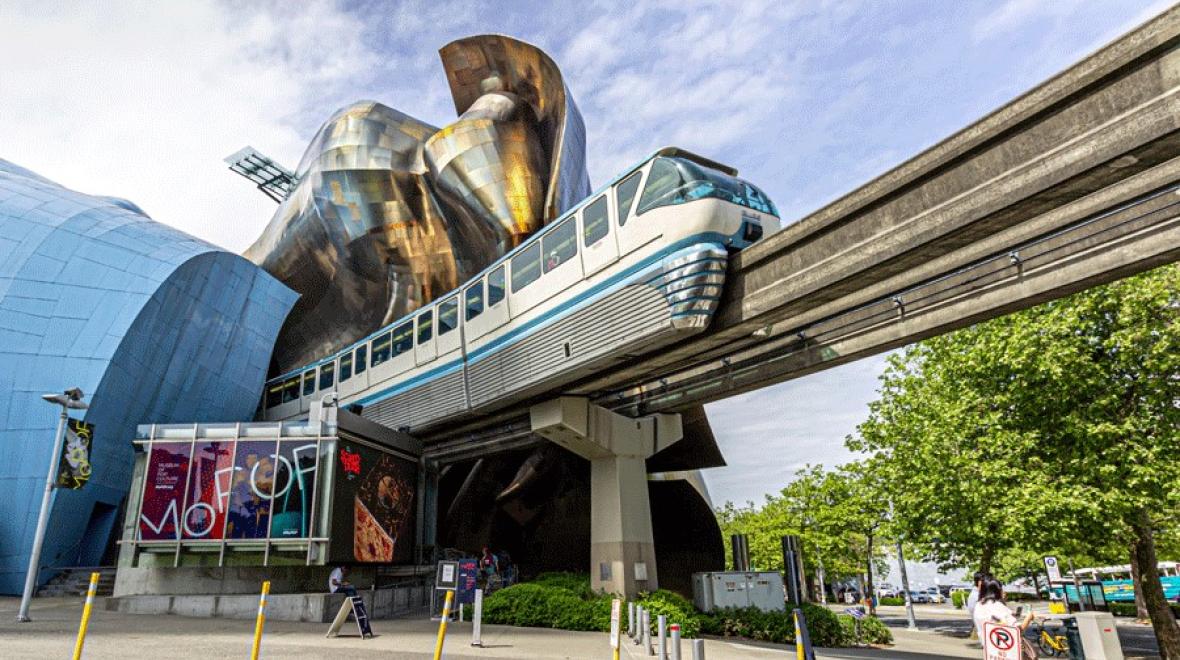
951, 591, 967, 609
878, 597, 906, 606
1109, 601, 1180, 619
474, 573, 893, 647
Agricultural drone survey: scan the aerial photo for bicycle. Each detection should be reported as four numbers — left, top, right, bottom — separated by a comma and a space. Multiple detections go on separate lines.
1029, 618, 1069, 657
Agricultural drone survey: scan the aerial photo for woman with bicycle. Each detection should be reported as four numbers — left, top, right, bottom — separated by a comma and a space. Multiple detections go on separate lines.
972, 577, 1036, 658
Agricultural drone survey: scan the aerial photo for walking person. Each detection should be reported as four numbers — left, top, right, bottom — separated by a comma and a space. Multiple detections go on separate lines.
967, 571, 987, 643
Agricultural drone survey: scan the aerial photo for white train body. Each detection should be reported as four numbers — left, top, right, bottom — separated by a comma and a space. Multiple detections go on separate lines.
259, 148, 782, 431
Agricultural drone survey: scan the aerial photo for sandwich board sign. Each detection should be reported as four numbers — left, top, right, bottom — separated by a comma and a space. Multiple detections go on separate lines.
983, 621, 1022, 660
326, 594, 373, 639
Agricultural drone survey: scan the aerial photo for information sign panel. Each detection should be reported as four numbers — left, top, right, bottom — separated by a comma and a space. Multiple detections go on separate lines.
457, 558, 479, 605
1044, 556, 1063, 583
436, 560, 459, 590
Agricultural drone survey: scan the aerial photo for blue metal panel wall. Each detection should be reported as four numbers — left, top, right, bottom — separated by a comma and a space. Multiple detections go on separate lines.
0, 160, 297, 593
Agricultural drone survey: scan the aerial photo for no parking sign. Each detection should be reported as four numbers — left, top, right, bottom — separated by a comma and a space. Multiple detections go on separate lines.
983, 621, 1022, 660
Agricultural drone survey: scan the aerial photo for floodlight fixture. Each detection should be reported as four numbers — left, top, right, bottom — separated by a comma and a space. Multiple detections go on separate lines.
224, 146, 298, 203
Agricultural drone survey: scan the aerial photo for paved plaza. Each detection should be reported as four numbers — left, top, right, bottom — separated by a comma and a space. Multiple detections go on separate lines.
0, 597, 1163, 659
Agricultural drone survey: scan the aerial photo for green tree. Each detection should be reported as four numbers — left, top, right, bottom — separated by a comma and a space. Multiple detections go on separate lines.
851, 264, 1180, 656
716, 463, 889, 606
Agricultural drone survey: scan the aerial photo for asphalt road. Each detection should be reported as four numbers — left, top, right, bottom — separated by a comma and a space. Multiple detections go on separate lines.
872, 604, 1162, 659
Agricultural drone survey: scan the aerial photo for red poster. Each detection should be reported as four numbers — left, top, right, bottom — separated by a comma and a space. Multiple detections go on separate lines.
139, 442, 192, 541
181, 440, 235, 539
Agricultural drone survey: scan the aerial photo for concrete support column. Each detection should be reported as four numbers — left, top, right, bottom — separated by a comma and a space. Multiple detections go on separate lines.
530, 397, 682, 597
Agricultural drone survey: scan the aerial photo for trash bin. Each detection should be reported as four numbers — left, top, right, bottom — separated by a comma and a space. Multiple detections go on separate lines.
1064, 616, 1085, 660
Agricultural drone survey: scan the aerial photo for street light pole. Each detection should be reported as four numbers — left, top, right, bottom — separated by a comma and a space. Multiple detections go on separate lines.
17, 388, 87, 623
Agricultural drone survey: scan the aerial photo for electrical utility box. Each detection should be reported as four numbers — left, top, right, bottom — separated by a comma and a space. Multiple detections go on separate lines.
692, 572, 786, 613
1074, 611, 1124, 660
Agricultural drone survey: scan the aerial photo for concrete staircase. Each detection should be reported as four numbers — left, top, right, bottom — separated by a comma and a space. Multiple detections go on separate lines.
37, 567, 116, 597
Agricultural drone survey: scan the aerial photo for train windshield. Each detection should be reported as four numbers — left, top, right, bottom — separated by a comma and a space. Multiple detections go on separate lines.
637, 157, 778, 217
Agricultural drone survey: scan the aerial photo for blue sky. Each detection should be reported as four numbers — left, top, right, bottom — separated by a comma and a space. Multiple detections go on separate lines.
0, 0, 1167, 505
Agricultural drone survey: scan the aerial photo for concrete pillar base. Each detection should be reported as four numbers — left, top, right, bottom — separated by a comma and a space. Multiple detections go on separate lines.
530, 397, 682, 599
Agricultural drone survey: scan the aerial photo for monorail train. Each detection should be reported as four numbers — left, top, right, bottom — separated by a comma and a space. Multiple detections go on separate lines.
259, 148, 782, 430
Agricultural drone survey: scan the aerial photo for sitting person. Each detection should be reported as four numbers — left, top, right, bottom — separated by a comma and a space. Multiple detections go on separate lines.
329, 565, 357, 597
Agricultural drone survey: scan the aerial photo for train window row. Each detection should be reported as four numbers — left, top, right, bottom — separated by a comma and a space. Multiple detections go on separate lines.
267, 160, 650, 409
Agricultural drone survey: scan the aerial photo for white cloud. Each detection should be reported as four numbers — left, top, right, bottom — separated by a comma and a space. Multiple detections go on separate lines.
0, 0, 379, 252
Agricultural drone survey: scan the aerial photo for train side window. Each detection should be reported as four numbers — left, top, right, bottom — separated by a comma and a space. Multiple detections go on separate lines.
302, 370, 316, 396
266, 382, 283, 408
511, 243, 542, 292
371, 332, 392, 366
438, 297, 459, 335
417, 310, 433, 344
615, 172, 642, 226
582, 196, 608, 246
355, 345, 367, 374
282, 377, 299, 403
465, 281, 484, 320
488, 266, 505, 306
319, 361, 335, 390
543, 218, 577, 273
339, 353, 353, 382
392, 321, 413, 355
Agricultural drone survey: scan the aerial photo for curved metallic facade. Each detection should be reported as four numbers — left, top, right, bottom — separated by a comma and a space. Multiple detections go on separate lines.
248, 35, 591, 374
0, 160, 296, 593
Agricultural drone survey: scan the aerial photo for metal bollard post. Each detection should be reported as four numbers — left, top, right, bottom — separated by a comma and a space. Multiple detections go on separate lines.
250, 580, 270, 660
634, 606, 644, 645
691, 637, 705, 660
643, 609, 653, 655
658, 614, 667, 659
628, 602, 635, 639
670, 623, 682, 660
471, 588, 483, 647
72, 572, 100, 660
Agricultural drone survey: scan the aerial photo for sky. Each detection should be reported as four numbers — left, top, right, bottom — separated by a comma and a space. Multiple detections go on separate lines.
0, 0, 1169, 506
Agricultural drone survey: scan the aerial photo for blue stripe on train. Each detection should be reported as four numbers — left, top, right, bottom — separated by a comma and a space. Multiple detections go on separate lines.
350, 234, 729, 409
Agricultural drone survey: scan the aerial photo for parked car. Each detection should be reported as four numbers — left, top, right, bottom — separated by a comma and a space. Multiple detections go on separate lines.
921, 588, 946, 604
908, 590, 930, 604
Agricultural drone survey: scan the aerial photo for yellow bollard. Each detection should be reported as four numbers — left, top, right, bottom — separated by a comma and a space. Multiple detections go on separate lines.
433, 590, 454, 660
794, 609, 804, 660
72, 572, 100, 660
251, 580, 271, 660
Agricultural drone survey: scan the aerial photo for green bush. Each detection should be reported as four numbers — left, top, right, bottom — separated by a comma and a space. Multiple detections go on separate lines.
476, 573, 895, 647
878, 597, 906, 606
838, 613, 894, 644
951, 591, 967, 609
637, 589, 706, 638
697, 603, 869, 647
1110, 601, 1180, 618
532, 572, 595, 598
478, 580, 612, 632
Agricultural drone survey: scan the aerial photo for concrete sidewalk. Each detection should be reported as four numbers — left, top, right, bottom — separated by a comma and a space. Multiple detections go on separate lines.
0, 596, 970, 659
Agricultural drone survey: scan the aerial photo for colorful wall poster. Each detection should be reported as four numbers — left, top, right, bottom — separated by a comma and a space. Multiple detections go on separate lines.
329, 441, 417, 564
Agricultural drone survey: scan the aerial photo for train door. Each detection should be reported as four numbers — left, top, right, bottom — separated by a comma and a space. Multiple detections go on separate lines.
336, 350, 361, 399
415, 308, 437, 364
462, 278, 492, 342
298, 369, 316, 414
614, 165, 655, 255
482, 265, 509, 332
580, 193, 617, 276
435, 295, 462, 357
